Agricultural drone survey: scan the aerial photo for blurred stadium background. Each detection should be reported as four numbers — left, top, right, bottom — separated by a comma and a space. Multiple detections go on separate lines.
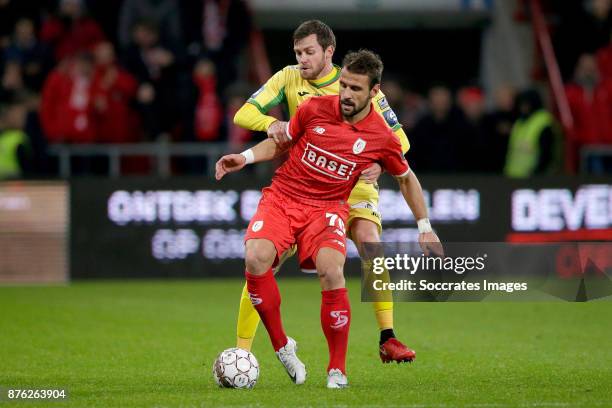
0, 0, 611, 406
0, 0, 612, 282
1, 0, 611, 282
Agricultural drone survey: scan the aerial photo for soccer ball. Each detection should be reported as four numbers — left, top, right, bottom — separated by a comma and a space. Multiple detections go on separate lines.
213, 348, 259, 389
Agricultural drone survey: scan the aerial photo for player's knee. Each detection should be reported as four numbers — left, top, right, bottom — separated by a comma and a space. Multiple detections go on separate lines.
245, 250, 273, 274
319, 265, 345, 290
244, 241, 276, 274
351, 221, 380, 246
352, 221, 381, 259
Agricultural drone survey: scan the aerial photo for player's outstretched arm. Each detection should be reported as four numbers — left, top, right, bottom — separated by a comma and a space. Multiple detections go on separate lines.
233, 103, 290, 146
233, 102, 278, 133
395, 170, 444, 257
215, 138, 288, 180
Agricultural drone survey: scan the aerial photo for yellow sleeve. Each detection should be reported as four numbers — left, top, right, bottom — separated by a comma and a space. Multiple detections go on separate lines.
372, 91, 410, 154
233, 67, 289, 132
393, 127, 410, 154
247, 68, 288, 114
233, 103, 277, 132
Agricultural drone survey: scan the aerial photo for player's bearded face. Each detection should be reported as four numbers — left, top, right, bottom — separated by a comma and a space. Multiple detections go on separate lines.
294, 34, 331, 80
339, 69, 376, 118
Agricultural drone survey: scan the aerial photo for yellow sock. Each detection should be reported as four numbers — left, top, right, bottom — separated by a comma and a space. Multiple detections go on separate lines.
236, 282, 261, 351
373, 302, 394, 330
362, 258, 394, 330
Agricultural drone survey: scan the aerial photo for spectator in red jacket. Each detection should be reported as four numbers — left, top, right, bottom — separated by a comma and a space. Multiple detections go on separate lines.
565, 53, 612, 146
40, 0, 106, 62
91, 42, 140, 143
224, 83, 253, 149
193, 58, 222, 141
40, 53, 96, 143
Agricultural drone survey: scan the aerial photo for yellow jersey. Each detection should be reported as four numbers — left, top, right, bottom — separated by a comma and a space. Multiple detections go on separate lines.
236, 64, 410, 154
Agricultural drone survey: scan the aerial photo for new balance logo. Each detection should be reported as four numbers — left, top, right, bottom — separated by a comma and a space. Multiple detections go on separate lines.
248, 292, 263, 306
330, 310, 349, 329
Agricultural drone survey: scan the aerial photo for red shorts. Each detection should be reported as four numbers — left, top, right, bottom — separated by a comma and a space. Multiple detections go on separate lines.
244, 188, 349, 270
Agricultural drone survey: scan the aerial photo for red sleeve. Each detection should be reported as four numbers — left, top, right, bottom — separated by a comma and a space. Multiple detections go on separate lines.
40, 18, 63, 43
115, 70, 138, 97
287, 98, 314, 141
381, 130, 411, 177
83, 19, 106, 48
40, 71, 63, 142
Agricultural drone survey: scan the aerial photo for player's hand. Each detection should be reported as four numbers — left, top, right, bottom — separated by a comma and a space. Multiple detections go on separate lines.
215, 154, 246, 180
267, 120, 290, 145
418, 231, 444, 258
360, 163, 383, 184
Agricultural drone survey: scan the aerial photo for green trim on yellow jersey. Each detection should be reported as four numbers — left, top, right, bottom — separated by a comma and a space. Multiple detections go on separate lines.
263, 86, 285, 111
309, 65, 341, 89
247, 98, 266, 114
247, 86, 286, 114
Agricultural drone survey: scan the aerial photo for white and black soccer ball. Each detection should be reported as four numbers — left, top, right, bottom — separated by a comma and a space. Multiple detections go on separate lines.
213, 348, 259, 389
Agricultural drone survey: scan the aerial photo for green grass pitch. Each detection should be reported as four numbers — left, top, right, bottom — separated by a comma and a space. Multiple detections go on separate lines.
1, 278, 611, 407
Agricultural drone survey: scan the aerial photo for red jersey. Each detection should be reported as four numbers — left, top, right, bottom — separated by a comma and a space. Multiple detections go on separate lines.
270, 95, 410, 202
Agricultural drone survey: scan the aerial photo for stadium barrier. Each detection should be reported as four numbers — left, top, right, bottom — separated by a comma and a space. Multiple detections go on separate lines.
48, 142, 243, 178
0, 181, 68, 283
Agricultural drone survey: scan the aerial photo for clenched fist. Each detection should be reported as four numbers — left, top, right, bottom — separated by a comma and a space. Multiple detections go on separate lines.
267, 120, 291, 145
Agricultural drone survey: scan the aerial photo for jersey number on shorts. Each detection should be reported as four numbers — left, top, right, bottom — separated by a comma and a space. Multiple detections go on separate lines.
325, 213, 346, 237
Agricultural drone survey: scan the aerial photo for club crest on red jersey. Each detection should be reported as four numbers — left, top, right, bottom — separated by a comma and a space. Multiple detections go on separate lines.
352, 138, 366, 154
301, 143, 356, 180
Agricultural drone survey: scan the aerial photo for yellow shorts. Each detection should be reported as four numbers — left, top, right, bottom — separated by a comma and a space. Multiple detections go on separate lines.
347, 179, 382, 237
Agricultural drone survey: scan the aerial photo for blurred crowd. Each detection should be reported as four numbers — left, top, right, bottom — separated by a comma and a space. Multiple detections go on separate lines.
0, 0, 611, 178
0, 0, 253, 177
551, 0, 612, 173
397, 0, 612, 176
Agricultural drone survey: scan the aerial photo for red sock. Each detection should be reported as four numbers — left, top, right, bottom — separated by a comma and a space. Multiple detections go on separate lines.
245, 268, 287, 351
321, 288, 351, 374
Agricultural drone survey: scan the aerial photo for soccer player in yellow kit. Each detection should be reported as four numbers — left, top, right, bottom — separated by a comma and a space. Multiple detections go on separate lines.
233, 20, 422, 363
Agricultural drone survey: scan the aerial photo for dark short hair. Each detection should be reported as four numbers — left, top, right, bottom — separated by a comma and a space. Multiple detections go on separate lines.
342, 49, 384, 89
293, 20, 336, 51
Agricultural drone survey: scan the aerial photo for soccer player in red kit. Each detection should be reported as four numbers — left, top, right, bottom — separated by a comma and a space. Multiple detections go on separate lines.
216, 50, 441, 388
